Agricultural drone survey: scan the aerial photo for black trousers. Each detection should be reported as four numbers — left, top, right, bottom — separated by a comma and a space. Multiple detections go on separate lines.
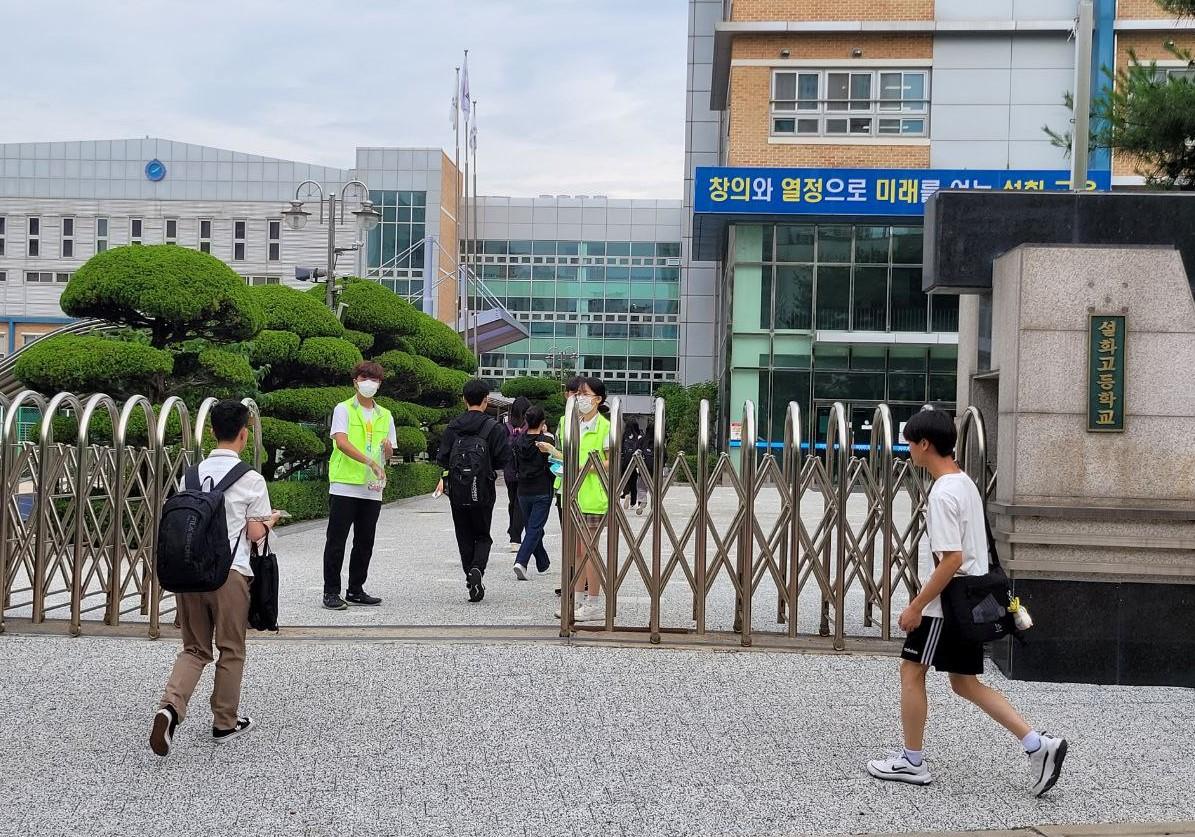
506, 480, 524, 544
451, 501, 495, 577
322, 494, 382, 595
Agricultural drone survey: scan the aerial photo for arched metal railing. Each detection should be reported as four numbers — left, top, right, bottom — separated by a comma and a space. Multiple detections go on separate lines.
0, 392, 263, 637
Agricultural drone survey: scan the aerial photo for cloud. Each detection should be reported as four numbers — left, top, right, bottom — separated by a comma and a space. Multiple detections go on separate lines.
0, 0, 686, 198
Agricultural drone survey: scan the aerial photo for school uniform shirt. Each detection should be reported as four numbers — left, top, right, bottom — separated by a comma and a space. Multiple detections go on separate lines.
329, 401, 399, 502
919, 472, 990, 618
182, 449, 272, 578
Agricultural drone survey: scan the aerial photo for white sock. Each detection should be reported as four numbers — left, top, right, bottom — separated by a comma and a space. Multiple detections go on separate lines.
903, 748, 924, 767
1022, 731, 1042, 753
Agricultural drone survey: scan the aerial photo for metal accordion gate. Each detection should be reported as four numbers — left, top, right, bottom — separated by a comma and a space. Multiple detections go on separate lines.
558, 398, 993, 649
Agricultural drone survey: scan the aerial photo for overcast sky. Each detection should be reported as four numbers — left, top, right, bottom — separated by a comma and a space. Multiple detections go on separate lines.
1, 0, 687, 198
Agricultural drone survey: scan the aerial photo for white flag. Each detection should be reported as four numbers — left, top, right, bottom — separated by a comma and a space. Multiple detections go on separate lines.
469, 109, 478, 152
460, 52, 472, 121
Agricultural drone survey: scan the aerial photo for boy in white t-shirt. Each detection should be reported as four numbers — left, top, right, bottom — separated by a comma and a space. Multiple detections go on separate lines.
866, 408, 1067, 796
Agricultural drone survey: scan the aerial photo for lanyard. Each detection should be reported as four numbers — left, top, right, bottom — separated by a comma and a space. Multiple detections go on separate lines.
363, 416, 375, 454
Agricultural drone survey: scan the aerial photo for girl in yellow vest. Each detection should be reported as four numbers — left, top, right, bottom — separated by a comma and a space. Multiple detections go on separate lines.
546, 376, 610, 623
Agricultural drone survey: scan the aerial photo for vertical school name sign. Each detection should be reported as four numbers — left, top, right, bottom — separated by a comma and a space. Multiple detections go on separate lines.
1088, 315, 1126, 432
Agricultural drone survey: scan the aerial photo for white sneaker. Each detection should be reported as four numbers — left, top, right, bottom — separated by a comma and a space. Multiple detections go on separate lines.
636, 502, 646, 516
1027, 733, 1067, 797
866, 751, 932, 785
575, 602, 604, 623
513, 563, 528, 581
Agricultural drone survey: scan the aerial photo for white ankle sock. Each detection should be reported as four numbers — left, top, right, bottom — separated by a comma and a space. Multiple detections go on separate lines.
903, 748, 924, 766
1022, 731, 1042, 753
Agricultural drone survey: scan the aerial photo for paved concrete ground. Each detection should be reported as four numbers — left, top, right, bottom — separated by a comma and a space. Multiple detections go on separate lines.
0, 634, 1191, 837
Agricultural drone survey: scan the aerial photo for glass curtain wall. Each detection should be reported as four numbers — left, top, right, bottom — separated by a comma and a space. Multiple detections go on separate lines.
366, 190, 427, 306
472, 240, 681, 395
729, 222, 958, 447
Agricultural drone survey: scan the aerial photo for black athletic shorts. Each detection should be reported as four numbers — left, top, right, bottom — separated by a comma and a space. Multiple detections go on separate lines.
901, 615, 984, 675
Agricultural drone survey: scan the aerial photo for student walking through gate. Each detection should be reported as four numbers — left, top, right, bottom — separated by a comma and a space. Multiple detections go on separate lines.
151, 400, 280, 756
866, 408, 1067, 796
436, 378, 511, 603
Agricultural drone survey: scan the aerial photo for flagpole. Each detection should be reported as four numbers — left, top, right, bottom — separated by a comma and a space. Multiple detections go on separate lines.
453, 64, 464, 343
471, 98, 480, 360
462, 50, 472, 358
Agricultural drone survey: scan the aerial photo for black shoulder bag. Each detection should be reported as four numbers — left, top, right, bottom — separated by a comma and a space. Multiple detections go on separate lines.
248, 534, 280, 632
941, 517, 1021, 644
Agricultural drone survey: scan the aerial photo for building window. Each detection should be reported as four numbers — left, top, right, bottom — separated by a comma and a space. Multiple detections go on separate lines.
61, 217, 74, 258
130, 218, 143, 245
96, 217, 109, 253
199, 219, 212, 253
26, 271, 71, 283
232, 220, 246, 261
268, 219, 281, 261
0, 216, 6, 256
0, 271, 6, 282
244, 275, 281, 286
165, 218, 178, 245
771, 69, 929, 138
27, 217, 40, 257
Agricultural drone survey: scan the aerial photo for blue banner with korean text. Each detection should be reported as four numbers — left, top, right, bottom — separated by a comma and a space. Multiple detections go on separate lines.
694, 167, 1112, 216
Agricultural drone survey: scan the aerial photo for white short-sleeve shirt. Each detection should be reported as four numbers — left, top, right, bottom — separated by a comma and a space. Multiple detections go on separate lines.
329, 400, 398, 502
919, 472, 990, 618
182, 449, 272, 578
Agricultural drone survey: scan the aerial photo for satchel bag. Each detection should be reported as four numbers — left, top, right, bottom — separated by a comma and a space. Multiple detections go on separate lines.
941, 517, 1020, 644
248, 535, 280, 632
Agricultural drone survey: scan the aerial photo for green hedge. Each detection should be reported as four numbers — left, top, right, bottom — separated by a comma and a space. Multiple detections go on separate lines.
269, 462, 441, 524
248, 283, 345, 338
259, 386, 355, 422
15, 334, 173, 397
393, 425, 427, 459
248, 329, 301, 367
342, 329, 375, 353
399, 316, 477, 373
61, 245, 264, 346
260, 417, 326, 461
337, 279, 421, 344
294, 337, 363, 381
374, 349, 434, 400
198, 347, 257, 390
501, 376, 560, 401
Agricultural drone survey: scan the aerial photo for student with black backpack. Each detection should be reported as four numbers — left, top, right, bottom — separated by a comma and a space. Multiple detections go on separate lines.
434, 378, 511, 602
151, 400, 280, 757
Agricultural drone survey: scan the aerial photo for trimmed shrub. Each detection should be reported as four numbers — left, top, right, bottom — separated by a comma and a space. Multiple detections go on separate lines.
422, 366, 471, 404
393, 425, 427, 459
248, 329, 301, 367
270, 462, 442, 524
294, 337, 363, 382
374, 397, 420, 428
61, 245, 263, 347
260, 417, 326, 461
501, 376, 560, 401
382, 462, 441, 502
248, 283, 344, 338
342, 329, 375, 353
259, 386, 355, 422
400, 316, 476, 372
15, 334, 173, 397
198, 347, 257, 390
374, 349, 434, 400
393, 401, 443, 426
337, 279, 421, 344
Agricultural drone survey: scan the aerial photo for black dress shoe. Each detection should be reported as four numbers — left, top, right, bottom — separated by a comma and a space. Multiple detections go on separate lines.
323, 593, 349, 611
346, 589, 382, 606
467, 568, 485, 602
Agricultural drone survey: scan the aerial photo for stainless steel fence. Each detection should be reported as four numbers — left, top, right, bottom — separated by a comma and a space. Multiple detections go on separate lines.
0, 392, 262, 637
559, 398, 994, 649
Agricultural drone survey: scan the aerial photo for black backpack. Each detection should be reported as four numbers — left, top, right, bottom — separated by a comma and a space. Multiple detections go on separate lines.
447, 423, 496, 507
157, 462, 252, 594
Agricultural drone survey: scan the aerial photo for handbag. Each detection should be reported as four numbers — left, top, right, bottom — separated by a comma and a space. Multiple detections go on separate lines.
248, 535, 280, 632
941, 517, 1020, 644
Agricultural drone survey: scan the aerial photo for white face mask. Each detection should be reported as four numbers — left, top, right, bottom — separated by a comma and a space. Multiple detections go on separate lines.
576, 395, 596, 415
356, 379, 380, 399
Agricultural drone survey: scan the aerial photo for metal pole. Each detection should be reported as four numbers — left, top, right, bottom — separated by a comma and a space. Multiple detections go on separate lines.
828, 402, 849, 651
453, 66, 461, 179
471, 99, 480, 359
605, 396, 622, 629
738, 400, 757, 647
694, 399, 710, 634
649, 396, 665, 644
560, 396, 578, 636
325, 191, 337, 310
1071, 0, 1094, 190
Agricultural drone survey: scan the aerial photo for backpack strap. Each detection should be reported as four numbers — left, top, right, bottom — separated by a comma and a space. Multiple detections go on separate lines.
213, 461, 253, 493
983, 514, 1004, 572
184, 466, 202, 491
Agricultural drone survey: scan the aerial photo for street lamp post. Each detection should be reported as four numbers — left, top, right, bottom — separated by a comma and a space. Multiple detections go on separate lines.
281, 179, 381, 310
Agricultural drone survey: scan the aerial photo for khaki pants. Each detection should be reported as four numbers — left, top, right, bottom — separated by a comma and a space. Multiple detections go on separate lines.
160, 570, 250, 731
